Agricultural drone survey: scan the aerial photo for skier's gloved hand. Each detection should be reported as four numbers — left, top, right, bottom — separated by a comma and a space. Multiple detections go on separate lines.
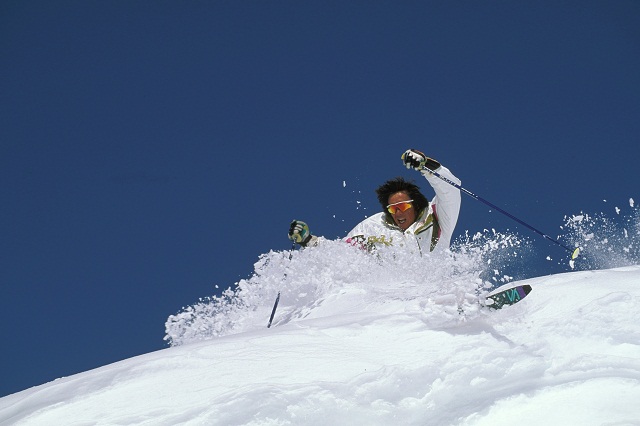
401, 149, 441, 173
288, 220, 314, 246
401, 149, 427, 170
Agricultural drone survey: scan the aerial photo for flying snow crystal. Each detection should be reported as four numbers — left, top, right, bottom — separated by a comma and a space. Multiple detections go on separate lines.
343, 180, 346, 188
631, 198, 635, 207
571, 215, 584, 223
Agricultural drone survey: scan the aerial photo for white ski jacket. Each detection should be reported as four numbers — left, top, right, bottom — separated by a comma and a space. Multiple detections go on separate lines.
345, 165, 461, 254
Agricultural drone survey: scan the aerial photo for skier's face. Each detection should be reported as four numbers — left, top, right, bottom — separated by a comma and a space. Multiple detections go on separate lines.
387, 192, 416, 231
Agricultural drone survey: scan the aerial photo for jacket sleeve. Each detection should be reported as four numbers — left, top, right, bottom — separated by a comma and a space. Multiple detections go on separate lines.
423, 164, 461, 249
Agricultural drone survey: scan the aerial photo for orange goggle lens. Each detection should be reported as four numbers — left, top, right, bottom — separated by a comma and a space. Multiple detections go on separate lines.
387, 201, 413, 214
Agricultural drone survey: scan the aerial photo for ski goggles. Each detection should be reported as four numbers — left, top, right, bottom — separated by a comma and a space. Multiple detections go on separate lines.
386, 200, 414, 214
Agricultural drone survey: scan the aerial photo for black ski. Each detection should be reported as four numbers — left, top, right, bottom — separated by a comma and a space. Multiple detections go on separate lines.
484, 284, 532, 310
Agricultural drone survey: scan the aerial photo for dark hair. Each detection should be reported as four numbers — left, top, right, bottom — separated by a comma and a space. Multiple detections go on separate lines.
376, 177, 429, 222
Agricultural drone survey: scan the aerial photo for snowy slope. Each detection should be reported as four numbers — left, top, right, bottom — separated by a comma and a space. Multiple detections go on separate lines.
2, 263, 640, 426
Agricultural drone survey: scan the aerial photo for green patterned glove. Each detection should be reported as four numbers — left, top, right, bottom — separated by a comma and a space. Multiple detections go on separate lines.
288, 220, 312, 246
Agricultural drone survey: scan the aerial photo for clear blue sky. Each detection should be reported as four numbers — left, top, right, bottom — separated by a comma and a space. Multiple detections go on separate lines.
1, 1, 639, 397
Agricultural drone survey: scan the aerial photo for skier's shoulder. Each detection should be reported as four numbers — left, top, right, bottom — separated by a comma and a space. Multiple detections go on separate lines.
360, 211, 387, 225
347, 212, 389, 237
354, 211, 388, 228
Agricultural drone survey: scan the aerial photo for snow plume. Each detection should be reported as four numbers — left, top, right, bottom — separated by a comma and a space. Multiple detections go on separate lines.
452, 229, 534, 286
165, 232, 531, 346
561, 201, 640, 270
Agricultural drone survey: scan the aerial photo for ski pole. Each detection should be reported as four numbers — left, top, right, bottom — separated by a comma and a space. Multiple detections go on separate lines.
267, 292, 280, 328
423, 166, 580, 260
267, 243, 296, 328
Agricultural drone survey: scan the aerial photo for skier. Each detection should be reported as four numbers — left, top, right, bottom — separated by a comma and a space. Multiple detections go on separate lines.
288, 149, 462, 255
